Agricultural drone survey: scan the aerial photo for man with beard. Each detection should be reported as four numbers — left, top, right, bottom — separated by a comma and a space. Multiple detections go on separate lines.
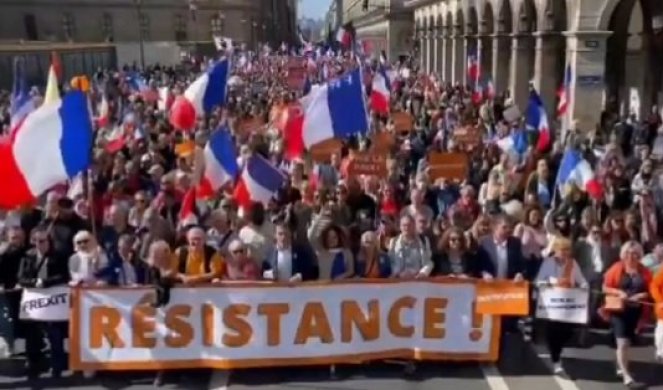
0, 226, 28, 356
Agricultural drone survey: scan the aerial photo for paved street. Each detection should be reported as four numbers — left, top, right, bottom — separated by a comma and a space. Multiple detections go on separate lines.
0, 331, 661, 389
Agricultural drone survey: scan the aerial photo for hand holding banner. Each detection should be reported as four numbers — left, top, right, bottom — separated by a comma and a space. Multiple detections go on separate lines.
20, 286, 70, 322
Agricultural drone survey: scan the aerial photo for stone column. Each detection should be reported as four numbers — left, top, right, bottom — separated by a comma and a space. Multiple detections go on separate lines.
479, 33, 493, 80
443, 28, 453, 83
492, 33, 511, 95
432, 27, 440, 75
533, 31, 563, 119
437, 27, 446, 76
564, 30, 611, 134
418, 30, 425, 69
426, 30, 433, 73
451, 26, 464, 85
509, 33, 535, 111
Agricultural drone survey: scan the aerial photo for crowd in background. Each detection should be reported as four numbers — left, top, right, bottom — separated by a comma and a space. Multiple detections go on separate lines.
0, 47, 662, 389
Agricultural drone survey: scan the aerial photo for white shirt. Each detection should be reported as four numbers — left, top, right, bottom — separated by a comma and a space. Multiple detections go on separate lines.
276, 248, 293, 282
494, 239, 509, 279
590, 243, 604, 274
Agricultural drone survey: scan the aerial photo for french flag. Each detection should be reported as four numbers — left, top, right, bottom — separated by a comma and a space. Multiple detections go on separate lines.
526, 88, 551, 152
96, 94, 110, 128
179, 187, 198, 227
197, 126, 239, 198
233, 154, 285, 210
336, 22, 355, 49
467, 51, 480, 83
370, 65, 391, 114
177, 59, 230, 121
556, 149, 602, 199
557, 64, 572, 118
484, 77, 495, 100
300, 68, 369, 148
9, 58, 34, 138
0, 91, 93, 209
471, 82, 483, 105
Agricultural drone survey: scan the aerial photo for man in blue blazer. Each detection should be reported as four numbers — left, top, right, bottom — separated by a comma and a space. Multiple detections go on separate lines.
263, 223, 317, 281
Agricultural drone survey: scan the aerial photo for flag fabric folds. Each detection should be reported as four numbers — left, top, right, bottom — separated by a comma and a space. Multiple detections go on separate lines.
233, 155, 285, 209
181, 59, 230, 117
370, 66, 391, 114
526, 88, 551, 152
556, 149, 602, 199
0, 91, 93, 209
197, 127, 238, 198
301, 68, 369, 148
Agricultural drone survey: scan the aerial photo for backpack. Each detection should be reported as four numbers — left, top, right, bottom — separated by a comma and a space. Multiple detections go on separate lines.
178, 245, 216, 274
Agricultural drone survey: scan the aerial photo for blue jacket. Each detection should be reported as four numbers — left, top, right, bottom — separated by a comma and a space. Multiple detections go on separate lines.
263, 245, 316, 281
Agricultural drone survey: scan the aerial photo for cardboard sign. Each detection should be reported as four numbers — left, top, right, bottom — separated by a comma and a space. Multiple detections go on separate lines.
370, 131, 395, 153
454, 126, 482, 149
536, 286, 590, 324
310, 139, 343, 163
475, 281, 530, 316
347, 153, 387, 176
427, 152, 469, 181
237, 117, 265, 135
391, 112, 414, 133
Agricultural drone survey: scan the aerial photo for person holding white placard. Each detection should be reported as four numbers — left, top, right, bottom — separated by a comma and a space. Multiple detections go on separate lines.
18, 227, 69, 379
536, 237, 588, 375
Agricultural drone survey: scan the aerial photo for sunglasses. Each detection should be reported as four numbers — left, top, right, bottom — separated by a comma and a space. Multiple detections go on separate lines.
76, 239, 89, 245
35, 239, 48, 244
135, 198, 146, 203
232, 248, 245, 254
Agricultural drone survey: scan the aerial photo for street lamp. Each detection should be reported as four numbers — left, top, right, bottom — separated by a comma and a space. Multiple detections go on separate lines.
134, 0, 145, 69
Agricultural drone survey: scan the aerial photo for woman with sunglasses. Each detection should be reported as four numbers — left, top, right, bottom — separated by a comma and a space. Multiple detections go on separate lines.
222, 239, 260, 281
68, 231, 108, 287
434, 227, 489, 278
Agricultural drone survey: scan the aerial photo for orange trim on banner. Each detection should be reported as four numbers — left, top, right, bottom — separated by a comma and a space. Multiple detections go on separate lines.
475, 281, 530, 316
68, 279, 504, 371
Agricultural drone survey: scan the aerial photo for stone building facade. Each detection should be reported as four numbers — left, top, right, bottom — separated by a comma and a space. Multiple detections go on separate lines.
0, 0, 296, 48
407, 0, 663, 133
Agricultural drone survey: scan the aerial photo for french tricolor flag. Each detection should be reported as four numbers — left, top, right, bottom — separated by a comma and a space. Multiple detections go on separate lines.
526, 88, 551, 152
233, 154, 285, 210
556, 149, 602, 199
300, 68, 369, 148
177, 59, 230, 122
557, 64, 572, 118
197, 126, 238, 199
0, 91, 92, 209
370, 65, 391, 114
336, 22, 355, 49
467, 51, 480, 83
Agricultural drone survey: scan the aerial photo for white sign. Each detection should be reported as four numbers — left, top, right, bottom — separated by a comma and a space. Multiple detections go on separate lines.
70, 282, 499, 371
535, 286, 589, 324
20, 286, 70, 322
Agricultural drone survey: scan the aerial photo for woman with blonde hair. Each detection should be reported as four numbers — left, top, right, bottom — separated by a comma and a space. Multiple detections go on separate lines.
602, 241, 652, 388
536, 237, 588, 375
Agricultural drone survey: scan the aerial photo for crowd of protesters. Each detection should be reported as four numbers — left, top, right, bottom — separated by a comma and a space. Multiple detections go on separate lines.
0, 45, 662, 390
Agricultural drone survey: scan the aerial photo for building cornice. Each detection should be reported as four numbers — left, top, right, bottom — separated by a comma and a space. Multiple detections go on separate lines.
403, 0, 440, 9
0, 0, 258, 11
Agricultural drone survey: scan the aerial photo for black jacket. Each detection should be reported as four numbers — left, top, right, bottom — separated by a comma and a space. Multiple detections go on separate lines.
433, 249, 491, 278
18, 249, 70, 288
0, 245, 27, 289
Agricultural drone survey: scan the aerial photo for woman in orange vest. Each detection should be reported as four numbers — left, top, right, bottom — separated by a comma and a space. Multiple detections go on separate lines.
650, 260, 663, 361
602, 241, 652, 388
535, 237, 588, 375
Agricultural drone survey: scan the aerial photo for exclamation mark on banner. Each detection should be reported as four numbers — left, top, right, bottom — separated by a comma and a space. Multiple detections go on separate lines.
469, 301, 483, 341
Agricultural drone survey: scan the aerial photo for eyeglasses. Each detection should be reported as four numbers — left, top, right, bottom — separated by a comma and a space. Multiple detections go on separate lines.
75, 239, 89, 245
590, 230, 601, 235
231, 248, 245, 254
35, 239, 48, 244
135, 198, 146, 203
449, 237, 461, 242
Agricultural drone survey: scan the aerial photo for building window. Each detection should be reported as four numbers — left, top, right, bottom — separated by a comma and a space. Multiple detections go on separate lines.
211, 15, 224, 35
102, 12, 114, 41
139, 12, 150, 39
62, 12, 75, 40
174, 13, 187, 41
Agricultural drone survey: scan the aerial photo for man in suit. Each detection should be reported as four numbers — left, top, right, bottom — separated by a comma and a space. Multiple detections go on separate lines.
479, 215, 525, 281
18, 227, 69, 379
479, 215, 526, 339
263, 222, 316, 282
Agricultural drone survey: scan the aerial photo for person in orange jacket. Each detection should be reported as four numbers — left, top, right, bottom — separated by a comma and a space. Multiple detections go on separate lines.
650, 265, 663, 361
